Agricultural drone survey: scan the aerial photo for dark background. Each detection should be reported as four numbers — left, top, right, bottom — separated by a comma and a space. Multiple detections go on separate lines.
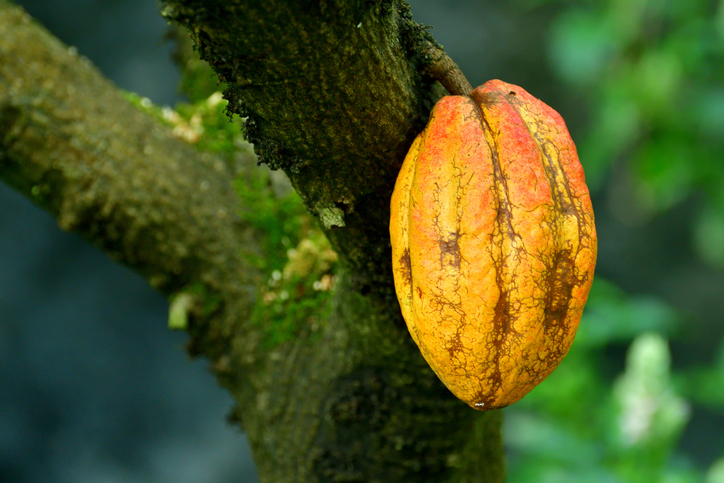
2, 1, 723, 482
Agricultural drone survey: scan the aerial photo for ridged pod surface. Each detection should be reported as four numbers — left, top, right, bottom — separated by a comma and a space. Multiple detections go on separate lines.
390, 80, 597, 410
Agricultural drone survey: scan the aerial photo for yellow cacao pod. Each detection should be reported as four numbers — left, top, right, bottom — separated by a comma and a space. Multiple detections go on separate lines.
390, 80, 597, 410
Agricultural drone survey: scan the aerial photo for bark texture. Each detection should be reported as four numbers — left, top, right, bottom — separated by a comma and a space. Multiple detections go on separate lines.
162, 0, 444, 297
0, 1, 505, 481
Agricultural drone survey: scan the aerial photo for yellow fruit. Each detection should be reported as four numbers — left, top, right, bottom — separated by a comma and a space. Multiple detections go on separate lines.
390, 80, 597, 410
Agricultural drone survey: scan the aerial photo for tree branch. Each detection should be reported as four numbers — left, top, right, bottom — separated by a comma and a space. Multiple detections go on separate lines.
0, 0, 260, 359
163, 0, 446, 299
0, 1, 506, 481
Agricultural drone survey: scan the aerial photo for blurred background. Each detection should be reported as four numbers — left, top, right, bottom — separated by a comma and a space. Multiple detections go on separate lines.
1, 0, 723, 482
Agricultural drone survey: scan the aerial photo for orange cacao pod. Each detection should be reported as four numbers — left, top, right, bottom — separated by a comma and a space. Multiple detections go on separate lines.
390, 80, 597, 410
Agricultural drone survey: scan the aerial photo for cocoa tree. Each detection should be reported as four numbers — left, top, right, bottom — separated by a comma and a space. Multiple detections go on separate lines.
0, 1, 505, 481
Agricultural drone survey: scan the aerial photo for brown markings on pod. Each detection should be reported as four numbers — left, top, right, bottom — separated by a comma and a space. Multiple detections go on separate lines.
390, 80, 597, 410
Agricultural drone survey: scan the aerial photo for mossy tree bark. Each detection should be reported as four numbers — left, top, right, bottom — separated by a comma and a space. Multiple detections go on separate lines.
0, 0, 505, 481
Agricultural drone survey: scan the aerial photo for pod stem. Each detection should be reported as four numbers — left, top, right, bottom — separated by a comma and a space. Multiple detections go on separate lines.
419, 42, 473, 97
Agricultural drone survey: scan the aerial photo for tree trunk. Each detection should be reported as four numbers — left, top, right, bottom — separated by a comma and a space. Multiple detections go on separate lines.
0, 0, 505, 481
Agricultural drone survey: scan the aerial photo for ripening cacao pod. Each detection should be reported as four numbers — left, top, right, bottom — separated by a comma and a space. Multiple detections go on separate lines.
390, 80, 597, 410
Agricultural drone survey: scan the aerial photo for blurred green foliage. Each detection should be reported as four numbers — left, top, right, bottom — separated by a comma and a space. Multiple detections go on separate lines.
505, 0, 724, 481
505, 278, 724, 483
546, 0, 724, 262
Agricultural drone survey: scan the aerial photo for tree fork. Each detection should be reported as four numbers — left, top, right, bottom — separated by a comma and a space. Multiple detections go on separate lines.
1, 0, 506, 481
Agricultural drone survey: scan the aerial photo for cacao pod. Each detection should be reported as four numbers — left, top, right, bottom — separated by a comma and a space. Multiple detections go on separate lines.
390, 80, 597, 410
